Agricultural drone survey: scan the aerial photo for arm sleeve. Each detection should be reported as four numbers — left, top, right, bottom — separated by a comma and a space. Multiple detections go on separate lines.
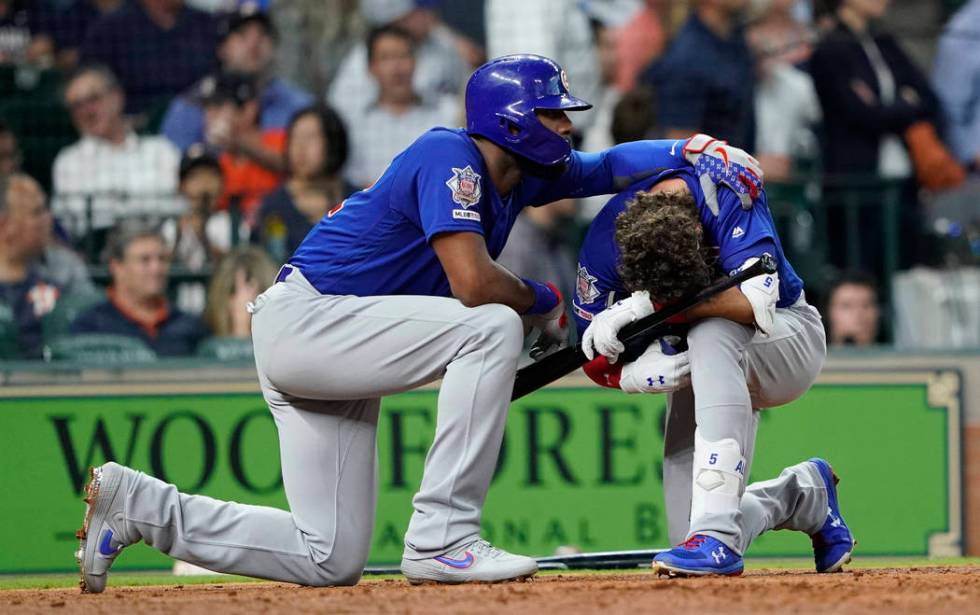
524, 140, 688, 206
809, 42, 924, 134
882, 35, 940, 121
702, 189, 778, 273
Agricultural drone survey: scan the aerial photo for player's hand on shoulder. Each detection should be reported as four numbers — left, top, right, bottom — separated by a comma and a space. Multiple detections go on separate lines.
581, 290, 655, 363
738, 256, 779, 336
527, 282, 569, 361
683, 134, 763, 215
620, 338, 691, 394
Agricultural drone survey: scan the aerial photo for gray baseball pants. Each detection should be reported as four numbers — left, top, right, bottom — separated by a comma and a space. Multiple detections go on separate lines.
113, 267, 523, 585
662, 299, 828, 553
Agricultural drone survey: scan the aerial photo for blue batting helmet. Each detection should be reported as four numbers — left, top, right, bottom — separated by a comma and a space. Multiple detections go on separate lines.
465, 54, 592, 167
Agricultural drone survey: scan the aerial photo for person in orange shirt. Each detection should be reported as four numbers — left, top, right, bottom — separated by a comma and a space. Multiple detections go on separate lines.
199, 71, 286, 220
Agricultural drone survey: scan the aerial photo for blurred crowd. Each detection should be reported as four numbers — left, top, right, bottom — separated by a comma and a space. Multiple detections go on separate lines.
0, 0, 978, 361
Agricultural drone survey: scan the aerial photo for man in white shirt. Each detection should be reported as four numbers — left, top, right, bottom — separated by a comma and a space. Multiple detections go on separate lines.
52, 64, 181, 239
327, 0, 467, 125
341, 25, 458, 188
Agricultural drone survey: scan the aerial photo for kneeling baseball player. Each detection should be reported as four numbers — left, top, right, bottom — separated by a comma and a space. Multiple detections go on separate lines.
573, 136, 856, 577
75, 57, 763, 591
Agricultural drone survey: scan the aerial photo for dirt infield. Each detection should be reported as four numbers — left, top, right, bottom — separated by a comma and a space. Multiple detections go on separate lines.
4, 567, 980, 615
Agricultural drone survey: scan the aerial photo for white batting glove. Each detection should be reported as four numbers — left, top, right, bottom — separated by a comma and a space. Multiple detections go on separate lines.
581, 291, 655, 363
739, 256, 779, 336
683, 134, 764, 215
620, 341, 692, 394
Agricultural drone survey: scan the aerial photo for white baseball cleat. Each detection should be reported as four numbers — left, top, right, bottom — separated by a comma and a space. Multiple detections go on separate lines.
76, 462, 136, 593
400, 539, 538, 584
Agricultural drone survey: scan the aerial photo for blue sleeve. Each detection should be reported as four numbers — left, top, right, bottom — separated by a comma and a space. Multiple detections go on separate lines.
160, 98, 205, 152
571, 216, 629, 336
701, 188, 778, 273
523, 140, 688, 206
415, 145, 487, 242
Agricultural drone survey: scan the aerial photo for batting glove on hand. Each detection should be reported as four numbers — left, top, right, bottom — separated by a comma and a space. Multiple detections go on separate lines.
527, 283, 568, 361
683, 134, 763, 215
738, 256, 779, 337
581, 291, 655, 363
620, 339, 692, 394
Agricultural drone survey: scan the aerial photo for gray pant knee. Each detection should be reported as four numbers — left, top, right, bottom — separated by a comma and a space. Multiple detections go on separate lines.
304, 559, 365, 587
469, 303, 524, 357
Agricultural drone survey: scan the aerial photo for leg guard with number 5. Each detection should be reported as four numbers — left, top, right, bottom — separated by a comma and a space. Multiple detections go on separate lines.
689, 430, 746, 552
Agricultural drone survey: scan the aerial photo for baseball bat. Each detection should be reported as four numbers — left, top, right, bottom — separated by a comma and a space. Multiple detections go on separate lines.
511, 254, 778, 400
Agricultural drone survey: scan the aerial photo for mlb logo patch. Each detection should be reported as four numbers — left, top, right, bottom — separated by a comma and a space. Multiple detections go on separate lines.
576, 264, 600, 304
446, 165, 482, 208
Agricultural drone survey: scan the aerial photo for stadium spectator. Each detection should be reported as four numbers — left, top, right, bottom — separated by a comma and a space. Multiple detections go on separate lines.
51, 64, 181, 239
255, 105, 355, 264
198, 70, 282, 217
747, 0, 820, 180
809, 0, 941, 181
340, 25, 457, 189
0, 121, 21, 179
826, 270, 881, 346
161, 4, 311, 155
203, 245, 276, 338
0, 0, 34, 64
327, 0, 468, 124
932, 0, 980, 170
164, 146, 225, 272
580, 12, 624, 154
79, 0, 217, 116
70, 221, 208, 356
162, 144, 252, 313
0, 174, 93, 358
644, 0, 755, 145
486, 0, 600, 132
579, 13, 626, 219
809, 0, 952, 269
271, 0, 366, 95
591, 0, 666, 93
32, 0, 122, 70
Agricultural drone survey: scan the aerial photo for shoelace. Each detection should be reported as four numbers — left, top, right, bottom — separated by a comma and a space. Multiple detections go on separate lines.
680, 535, 707, 550
469, 539, 503, 560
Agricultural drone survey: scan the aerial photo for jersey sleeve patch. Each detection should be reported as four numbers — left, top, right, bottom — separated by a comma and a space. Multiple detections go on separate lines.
575, 264, 601, 304
445, 165, 482, 208
452, 209, 481, 222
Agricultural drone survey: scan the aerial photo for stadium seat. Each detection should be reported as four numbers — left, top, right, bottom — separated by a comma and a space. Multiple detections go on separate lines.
195, 336, 254, 361
41, 289, 105, 343
43, 334, 158, 364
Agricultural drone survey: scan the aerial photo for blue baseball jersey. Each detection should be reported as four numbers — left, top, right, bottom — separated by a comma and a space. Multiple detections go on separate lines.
573, 167, 803, 336
290, 128, 688, 297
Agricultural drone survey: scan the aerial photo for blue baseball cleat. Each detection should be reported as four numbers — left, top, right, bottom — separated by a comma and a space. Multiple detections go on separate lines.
652, 535, 744, 577
809, 458, 856, 573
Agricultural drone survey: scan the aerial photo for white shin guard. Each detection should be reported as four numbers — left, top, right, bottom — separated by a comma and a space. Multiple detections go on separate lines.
690, 430, 746, 529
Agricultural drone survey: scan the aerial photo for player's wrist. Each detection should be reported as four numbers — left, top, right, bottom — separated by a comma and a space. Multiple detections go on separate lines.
522, 278, 561, 315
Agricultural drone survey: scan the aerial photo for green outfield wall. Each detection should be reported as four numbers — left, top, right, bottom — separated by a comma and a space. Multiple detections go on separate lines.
0, 368, 963, 573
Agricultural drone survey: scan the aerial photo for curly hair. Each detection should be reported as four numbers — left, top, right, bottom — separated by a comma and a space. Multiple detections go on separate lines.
615, 190, 715, 303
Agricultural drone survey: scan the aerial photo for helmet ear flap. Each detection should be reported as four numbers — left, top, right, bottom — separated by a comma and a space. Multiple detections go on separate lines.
497, 114, 525, 144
